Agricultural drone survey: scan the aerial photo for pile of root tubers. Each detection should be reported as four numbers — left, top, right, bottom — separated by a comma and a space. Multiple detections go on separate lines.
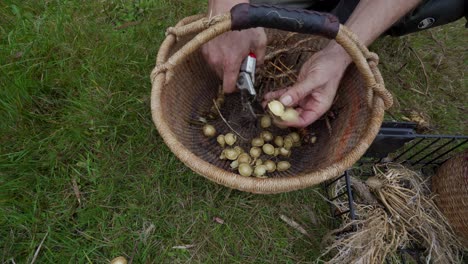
201, 99, 316, 178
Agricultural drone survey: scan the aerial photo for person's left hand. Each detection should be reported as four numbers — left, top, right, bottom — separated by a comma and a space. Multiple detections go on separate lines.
263, 43, 352, 128
201, 0, 266, 93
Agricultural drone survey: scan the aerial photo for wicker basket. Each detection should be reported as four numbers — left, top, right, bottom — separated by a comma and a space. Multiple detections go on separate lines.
432, 151, 468, 248
150, 5, 393, 194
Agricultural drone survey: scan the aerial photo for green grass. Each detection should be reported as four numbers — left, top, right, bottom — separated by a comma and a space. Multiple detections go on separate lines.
0, 0, 466, 263
374, 21, 467, 134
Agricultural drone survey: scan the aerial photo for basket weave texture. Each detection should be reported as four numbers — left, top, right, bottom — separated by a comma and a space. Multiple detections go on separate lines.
151, 13, 393, 194
432, 151, 468, 248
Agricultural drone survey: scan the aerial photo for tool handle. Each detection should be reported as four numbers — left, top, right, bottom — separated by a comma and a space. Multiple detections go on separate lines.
230, 3, 339, 39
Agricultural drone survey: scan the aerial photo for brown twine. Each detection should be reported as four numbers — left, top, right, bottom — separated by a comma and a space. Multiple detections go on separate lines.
336, 27, 393, 110
150, 13, 392, 193
165, 14, 229, 38
152, 15, 231, 84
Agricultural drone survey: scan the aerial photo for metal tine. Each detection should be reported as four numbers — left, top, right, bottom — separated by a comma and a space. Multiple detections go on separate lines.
334, 209, 350, 217
393, 138, 425, 161
325, 172, 347, 188
424, 139, 468, 165
406, 138, 441, 162
344, 171, 356, 221
411, 138, 454, 165
330, 191, 347, 201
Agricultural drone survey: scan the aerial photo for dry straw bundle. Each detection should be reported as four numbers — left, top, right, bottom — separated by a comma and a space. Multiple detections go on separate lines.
324, 165, 464, 263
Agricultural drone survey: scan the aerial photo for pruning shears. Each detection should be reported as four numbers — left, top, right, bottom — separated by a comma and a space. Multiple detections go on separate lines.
236, 52, 257, 118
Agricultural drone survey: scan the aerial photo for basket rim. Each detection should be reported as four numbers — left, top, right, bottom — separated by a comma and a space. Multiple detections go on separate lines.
150, 13, 390, 194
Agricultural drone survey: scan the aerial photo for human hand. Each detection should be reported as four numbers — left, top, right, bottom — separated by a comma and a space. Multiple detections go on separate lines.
263, 43, 352, 128
202, 0, 266, 93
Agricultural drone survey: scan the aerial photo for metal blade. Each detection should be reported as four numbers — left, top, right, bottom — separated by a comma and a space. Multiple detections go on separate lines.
240, 89, 257, 119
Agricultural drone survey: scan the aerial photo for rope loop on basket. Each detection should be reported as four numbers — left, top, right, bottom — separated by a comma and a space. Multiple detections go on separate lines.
365, 52, 380, 66
364, 51, 392, 109
154, 14, 232, 86
150, 65, 167, 83
336, 26, 393, 110
203, 14, 229, 27
165, 14, 229, 40
369, 83, 393, 109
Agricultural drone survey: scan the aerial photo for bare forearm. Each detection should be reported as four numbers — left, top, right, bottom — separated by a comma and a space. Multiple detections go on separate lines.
325, 0, 421, 65
346, 0, 421, 46
208, 0, 248, 14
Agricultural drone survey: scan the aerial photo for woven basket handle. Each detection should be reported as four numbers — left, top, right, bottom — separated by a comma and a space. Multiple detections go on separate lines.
153, 10, 393, 110
231, 3, 339, 39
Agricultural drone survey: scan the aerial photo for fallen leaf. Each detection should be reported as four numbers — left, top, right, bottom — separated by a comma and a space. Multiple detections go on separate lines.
213, 217, 224, 224
12, 51, 23, 59
304, 206, 319, 225
115, 21, 140, 30
406, 110, 431, 132
279, 214, 308, 235
71, 178, 81, 205
75, 161, 87, 168
172, 244, 195, 249
141, 223, 155, 243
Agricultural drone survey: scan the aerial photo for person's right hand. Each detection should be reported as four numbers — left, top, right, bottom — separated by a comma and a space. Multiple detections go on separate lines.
263, 43, 352, 128
202, 0, 266, 93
